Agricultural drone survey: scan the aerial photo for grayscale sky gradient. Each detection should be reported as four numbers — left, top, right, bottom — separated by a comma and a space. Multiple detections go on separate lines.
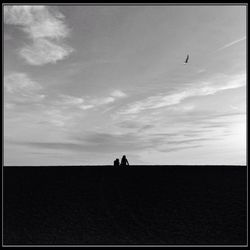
4, 5, 246, 165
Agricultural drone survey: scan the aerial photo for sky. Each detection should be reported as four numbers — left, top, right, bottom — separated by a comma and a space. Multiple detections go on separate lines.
3, 5, 246, 165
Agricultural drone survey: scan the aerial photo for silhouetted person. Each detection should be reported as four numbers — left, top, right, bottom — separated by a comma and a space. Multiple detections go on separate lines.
114, 158, 120, 167
120, 155, 129, 167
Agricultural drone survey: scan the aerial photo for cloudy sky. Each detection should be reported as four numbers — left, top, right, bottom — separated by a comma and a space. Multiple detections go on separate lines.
4, 5, 246, 165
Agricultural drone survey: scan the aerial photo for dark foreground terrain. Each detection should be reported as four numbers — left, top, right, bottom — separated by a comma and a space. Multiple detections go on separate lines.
4, 166, 247, 245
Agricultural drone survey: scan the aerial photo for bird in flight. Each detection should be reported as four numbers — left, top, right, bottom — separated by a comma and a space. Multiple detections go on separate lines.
184, 54, 189, 64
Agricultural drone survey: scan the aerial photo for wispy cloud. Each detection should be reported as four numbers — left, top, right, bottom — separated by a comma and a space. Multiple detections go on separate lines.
19, 38, 74, 65
12, 132, 162, 153
14, 129, 221, 155
119, 74, 246, 115
51, 90, 127, 112
4, 72, 45, 104
52, 94, 94, 111
4, 72, 41, 93
4, 6, 73, 65
56, 94, 84, 106
25, 90, 128, 127
44, 109, 73, 127
217, 36, 246, 51
110, 90, 127, 98
4, 6, 69, 39
88, 90, 127, 106
14, 133, 150, 153
91, 96, 115, 105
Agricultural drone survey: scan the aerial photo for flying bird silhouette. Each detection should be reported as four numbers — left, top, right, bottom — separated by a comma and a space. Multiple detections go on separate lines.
184, 54, 189, 64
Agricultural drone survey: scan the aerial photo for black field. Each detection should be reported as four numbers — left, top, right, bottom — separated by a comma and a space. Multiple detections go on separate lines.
3, 166, 247, 245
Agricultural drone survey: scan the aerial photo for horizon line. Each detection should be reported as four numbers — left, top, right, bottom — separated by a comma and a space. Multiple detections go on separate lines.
3, 164, 246, 167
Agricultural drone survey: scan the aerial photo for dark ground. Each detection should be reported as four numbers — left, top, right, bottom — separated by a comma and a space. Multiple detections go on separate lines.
3, 166, 247, 245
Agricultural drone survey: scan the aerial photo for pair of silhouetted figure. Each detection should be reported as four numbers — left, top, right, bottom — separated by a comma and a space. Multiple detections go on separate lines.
114, 155, 129, 167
